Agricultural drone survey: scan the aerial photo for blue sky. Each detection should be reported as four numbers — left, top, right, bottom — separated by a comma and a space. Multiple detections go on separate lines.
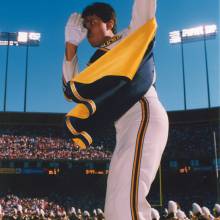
0, 0, 219, 113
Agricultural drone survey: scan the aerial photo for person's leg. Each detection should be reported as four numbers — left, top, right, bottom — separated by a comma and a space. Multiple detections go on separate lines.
104, 97, 169, 220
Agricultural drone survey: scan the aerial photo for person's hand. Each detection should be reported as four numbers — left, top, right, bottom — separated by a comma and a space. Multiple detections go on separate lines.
65, 13, 87, 46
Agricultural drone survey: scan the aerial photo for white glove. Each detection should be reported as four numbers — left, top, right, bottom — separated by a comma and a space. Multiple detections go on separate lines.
65, 13, 87, 46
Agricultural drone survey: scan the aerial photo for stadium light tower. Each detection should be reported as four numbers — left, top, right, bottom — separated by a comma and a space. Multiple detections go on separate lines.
0, 31, 41, 112
213, 131, 220, 203
169, 24, 217, 110
0, 32, 16, 112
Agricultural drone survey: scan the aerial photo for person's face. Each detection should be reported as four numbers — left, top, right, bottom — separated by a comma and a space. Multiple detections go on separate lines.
83, 14, 114, 47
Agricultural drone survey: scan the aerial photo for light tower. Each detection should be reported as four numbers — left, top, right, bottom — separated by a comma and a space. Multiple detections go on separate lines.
0, 31, 41, 112
169, 24, 217, 109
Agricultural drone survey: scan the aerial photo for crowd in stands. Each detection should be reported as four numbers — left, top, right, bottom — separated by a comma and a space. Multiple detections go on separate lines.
0, 121, 219, 161
163, 122, 219, 160
0, 126, 112, 160
0, 194, 219, 219
0, 194, 104, 219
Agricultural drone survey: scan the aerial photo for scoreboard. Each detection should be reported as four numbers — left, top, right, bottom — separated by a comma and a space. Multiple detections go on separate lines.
0, 160, 110, 176
0, 168, 60, 175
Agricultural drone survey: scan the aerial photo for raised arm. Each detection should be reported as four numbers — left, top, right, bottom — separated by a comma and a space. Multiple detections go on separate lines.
62, 13, 87, 101
62, 43, 78, 84
129, 0, 157, 33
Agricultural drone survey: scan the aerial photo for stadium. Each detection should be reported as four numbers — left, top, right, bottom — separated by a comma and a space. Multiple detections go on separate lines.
0, 107, 219, 219
0, 0, 219, 219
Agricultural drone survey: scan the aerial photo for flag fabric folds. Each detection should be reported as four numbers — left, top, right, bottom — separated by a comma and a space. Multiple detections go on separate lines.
65, 18, 157, 149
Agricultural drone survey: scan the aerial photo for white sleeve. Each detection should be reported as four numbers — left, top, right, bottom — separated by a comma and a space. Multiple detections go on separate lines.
62, 54, 79, 83
129, 0, 157, 33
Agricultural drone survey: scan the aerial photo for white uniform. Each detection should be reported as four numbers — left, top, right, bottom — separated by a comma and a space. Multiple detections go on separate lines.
63, 0, 169, 219
102, 1, 169, 219
104, 88, 168, 220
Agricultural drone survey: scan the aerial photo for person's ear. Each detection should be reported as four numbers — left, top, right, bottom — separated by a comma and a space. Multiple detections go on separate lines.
106, 19, 114, 32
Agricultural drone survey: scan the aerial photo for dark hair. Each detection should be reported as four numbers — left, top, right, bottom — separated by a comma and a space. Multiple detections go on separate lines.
82, 2, 117, 34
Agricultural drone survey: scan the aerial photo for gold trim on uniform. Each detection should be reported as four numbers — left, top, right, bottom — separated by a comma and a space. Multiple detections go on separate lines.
100, 34, 122, 48
72, 138, 86, 150
66, 103, 90, 119
70, 81, 96, 114
66, 117, 92, 149
130, 98, 149, 220
99, 47, 110, 52
63, 93, 72, 102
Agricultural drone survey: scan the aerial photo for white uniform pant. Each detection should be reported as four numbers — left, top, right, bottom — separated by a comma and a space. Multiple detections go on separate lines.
104, 87, 169, 220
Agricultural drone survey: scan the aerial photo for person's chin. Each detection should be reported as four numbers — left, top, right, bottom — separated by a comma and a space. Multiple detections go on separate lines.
88, 38, 101, 48
90, 42, 101, 48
